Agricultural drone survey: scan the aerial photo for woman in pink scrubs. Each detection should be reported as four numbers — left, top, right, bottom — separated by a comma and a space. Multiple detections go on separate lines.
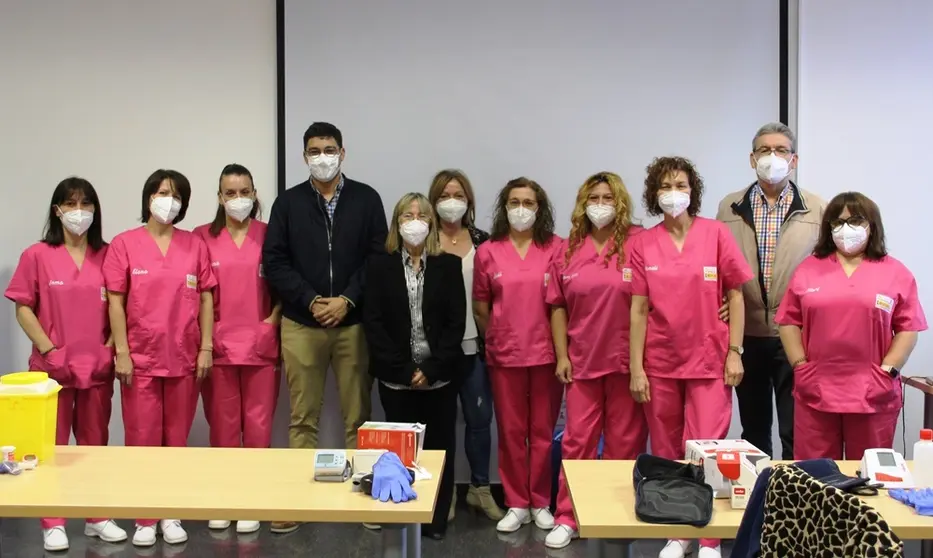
5, 178, 127, 552
472, 177, 563, 534
103, 169, 216, 548
194, 164, 280, 534
543, 172, 647, 549
777, 192, 926, 460
629, 157, 752, 558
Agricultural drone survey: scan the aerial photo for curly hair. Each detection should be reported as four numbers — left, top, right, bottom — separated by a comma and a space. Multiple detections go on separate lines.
643, 156, 704, 217
489, 177, 556, 245
565, 172, 633, 270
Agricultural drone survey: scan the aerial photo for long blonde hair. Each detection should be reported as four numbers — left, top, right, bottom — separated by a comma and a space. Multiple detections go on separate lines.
565, 172, 633, 269
427, 169, 476, 226
385, 192, 442, 256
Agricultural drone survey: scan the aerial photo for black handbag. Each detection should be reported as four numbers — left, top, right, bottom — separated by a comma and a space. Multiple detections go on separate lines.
633, 454, 714, 527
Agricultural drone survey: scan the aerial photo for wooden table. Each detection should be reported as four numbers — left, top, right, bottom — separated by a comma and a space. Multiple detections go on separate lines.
0, 446, 443, 558
564, 459, 933, 557
903, 376, 933, 430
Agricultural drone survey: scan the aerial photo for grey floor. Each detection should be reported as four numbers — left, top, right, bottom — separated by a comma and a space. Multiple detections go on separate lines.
0, 506, 923, 558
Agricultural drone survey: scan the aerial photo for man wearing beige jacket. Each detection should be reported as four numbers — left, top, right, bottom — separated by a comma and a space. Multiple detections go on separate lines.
716, 122, 825, 459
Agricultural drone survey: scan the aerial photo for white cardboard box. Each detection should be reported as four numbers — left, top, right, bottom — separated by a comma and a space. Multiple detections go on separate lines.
685, 439, 770, 500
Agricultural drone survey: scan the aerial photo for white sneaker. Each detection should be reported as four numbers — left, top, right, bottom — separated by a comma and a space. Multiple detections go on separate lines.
208, 520, 231, 530
236, 520, 260, 534
362, 523, 381, 530
85, 520, 127, 542
544, 524, 578, 549
698, 545, 722, 558
43, 527, 69, 551
531, 507, 555, 530
160, 520, 188, 545
660, 539, 693, 558
132, 525, 157, 547
496, 508, 531, 533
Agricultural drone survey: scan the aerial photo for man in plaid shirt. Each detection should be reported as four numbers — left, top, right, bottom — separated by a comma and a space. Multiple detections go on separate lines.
716, 123, 826, 459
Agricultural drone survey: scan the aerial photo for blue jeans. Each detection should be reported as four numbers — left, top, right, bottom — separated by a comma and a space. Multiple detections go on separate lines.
458, 354, 493, 486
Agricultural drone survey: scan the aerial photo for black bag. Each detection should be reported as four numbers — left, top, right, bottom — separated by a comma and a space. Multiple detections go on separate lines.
633, 454, 714, 527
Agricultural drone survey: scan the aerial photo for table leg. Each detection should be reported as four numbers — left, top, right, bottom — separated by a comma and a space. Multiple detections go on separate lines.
380, 524, 422, 558
597, 539, 633, 558
921, 539, 932, 558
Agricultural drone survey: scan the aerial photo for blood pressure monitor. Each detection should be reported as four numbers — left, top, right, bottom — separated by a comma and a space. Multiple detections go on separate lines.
859, 449, 914, 489
313, 450, 351, 482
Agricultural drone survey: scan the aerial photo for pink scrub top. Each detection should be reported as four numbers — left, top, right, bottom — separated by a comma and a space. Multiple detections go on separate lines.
776, 253, 927, 414
545, 226, 644, 380
102, 226, 216, 377
5, 242, 113, 389
472, 235, 562, 368
194, 221, 278, 366
630, 217, 753, 379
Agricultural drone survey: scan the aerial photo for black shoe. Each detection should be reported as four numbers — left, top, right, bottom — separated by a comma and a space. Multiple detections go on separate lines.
421, 527, 445, 540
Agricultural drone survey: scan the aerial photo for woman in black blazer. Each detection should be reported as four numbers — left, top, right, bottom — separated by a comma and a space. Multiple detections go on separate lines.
362, 192, 466, 539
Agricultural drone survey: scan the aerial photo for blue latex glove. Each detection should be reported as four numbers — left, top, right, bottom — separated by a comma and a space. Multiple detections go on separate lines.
889, 488, 933, 516
371, 452, 417, 503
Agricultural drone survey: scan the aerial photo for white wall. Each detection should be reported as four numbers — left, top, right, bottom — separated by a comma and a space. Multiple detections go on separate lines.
284, 0, 781, 478
796, 0, 933, 456
0, 0, 280, 447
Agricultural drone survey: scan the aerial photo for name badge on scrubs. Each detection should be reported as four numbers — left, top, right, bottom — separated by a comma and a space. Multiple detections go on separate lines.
100, 286, 107, 302
622, 268, 633, 282
875, 294, 894, 313
543, 272, 550, 287
186, 274, 198, 290
703, 266, 718, 281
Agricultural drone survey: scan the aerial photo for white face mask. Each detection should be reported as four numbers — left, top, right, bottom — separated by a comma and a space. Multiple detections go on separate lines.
59, 208, 93, 236
659, 191, 690, 218
586, 204, 616, 229
399, 220, 430, 247
308, 153, 341, 182
224, 197, 254, 222
832, 223, 869, 255
507, 207, 536, 232
150, 196, 182, 225
756, 153, 791, 184
435, 199, 468, 224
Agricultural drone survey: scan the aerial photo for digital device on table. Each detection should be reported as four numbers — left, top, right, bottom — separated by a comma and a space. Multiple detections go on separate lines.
313, 450, 351, 482
859, 449, 914, 489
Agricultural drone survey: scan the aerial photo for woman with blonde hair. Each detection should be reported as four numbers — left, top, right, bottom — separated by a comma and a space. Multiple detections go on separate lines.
362, 192, 466, 540
427, 169, 501, 521
544, 172, 648, 549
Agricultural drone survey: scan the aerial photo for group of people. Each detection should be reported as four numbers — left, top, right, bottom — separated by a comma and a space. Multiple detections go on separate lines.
6, 121, 925, 557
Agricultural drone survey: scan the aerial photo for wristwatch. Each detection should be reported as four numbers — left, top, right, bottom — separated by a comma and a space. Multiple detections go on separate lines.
880, 364, 900, 378
728, 345, 744, 356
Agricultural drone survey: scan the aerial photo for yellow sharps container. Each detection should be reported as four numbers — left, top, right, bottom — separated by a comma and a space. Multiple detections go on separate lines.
0, 372, 62, 462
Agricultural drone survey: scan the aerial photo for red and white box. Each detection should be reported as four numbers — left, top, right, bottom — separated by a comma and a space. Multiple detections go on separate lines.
685, 439, 770, 505
357, 422, 426, 467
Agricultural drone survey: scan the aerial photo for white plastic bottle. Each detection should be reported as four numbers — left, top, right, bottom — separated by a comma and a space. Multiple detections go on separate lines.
912, 429, 933, 488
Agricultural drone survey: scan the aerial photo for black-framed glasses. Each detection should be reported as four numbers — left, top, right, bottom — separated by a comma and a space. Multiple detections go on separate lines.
305, 147, 340, 157
830, 216, 868, 230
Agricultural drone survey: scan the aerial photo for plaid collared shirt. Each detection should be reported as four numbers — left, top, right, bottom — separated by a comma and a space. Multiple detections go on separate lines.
750, 182, 794, 292
318, 174, 344, 223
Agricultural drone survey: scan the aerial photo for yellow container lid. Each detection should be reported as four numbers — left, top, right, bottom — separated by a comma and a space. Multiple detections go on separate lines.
0, 371, 49, 385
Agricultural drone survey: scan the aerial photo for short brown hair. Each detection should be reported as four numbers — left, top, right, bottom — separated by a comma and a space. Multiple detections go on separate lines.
642, 156, 704, 217
489, 177, 555, 245
813, 191, 887, 260
427, 169, 476, 226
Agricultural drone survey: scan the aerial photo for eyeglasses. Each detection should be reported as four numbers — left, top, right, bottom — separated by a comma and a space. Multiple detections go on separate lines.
506, 200, 538, 210
400, 213, 429, 223
305, 147, 340, 157
830, 216, 868, 230
754, 146, 793, 157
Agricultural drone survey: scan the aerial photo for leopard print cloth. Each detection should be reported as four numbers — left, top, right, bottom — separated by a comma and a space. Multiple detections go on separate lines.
761, 464, 903, 558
